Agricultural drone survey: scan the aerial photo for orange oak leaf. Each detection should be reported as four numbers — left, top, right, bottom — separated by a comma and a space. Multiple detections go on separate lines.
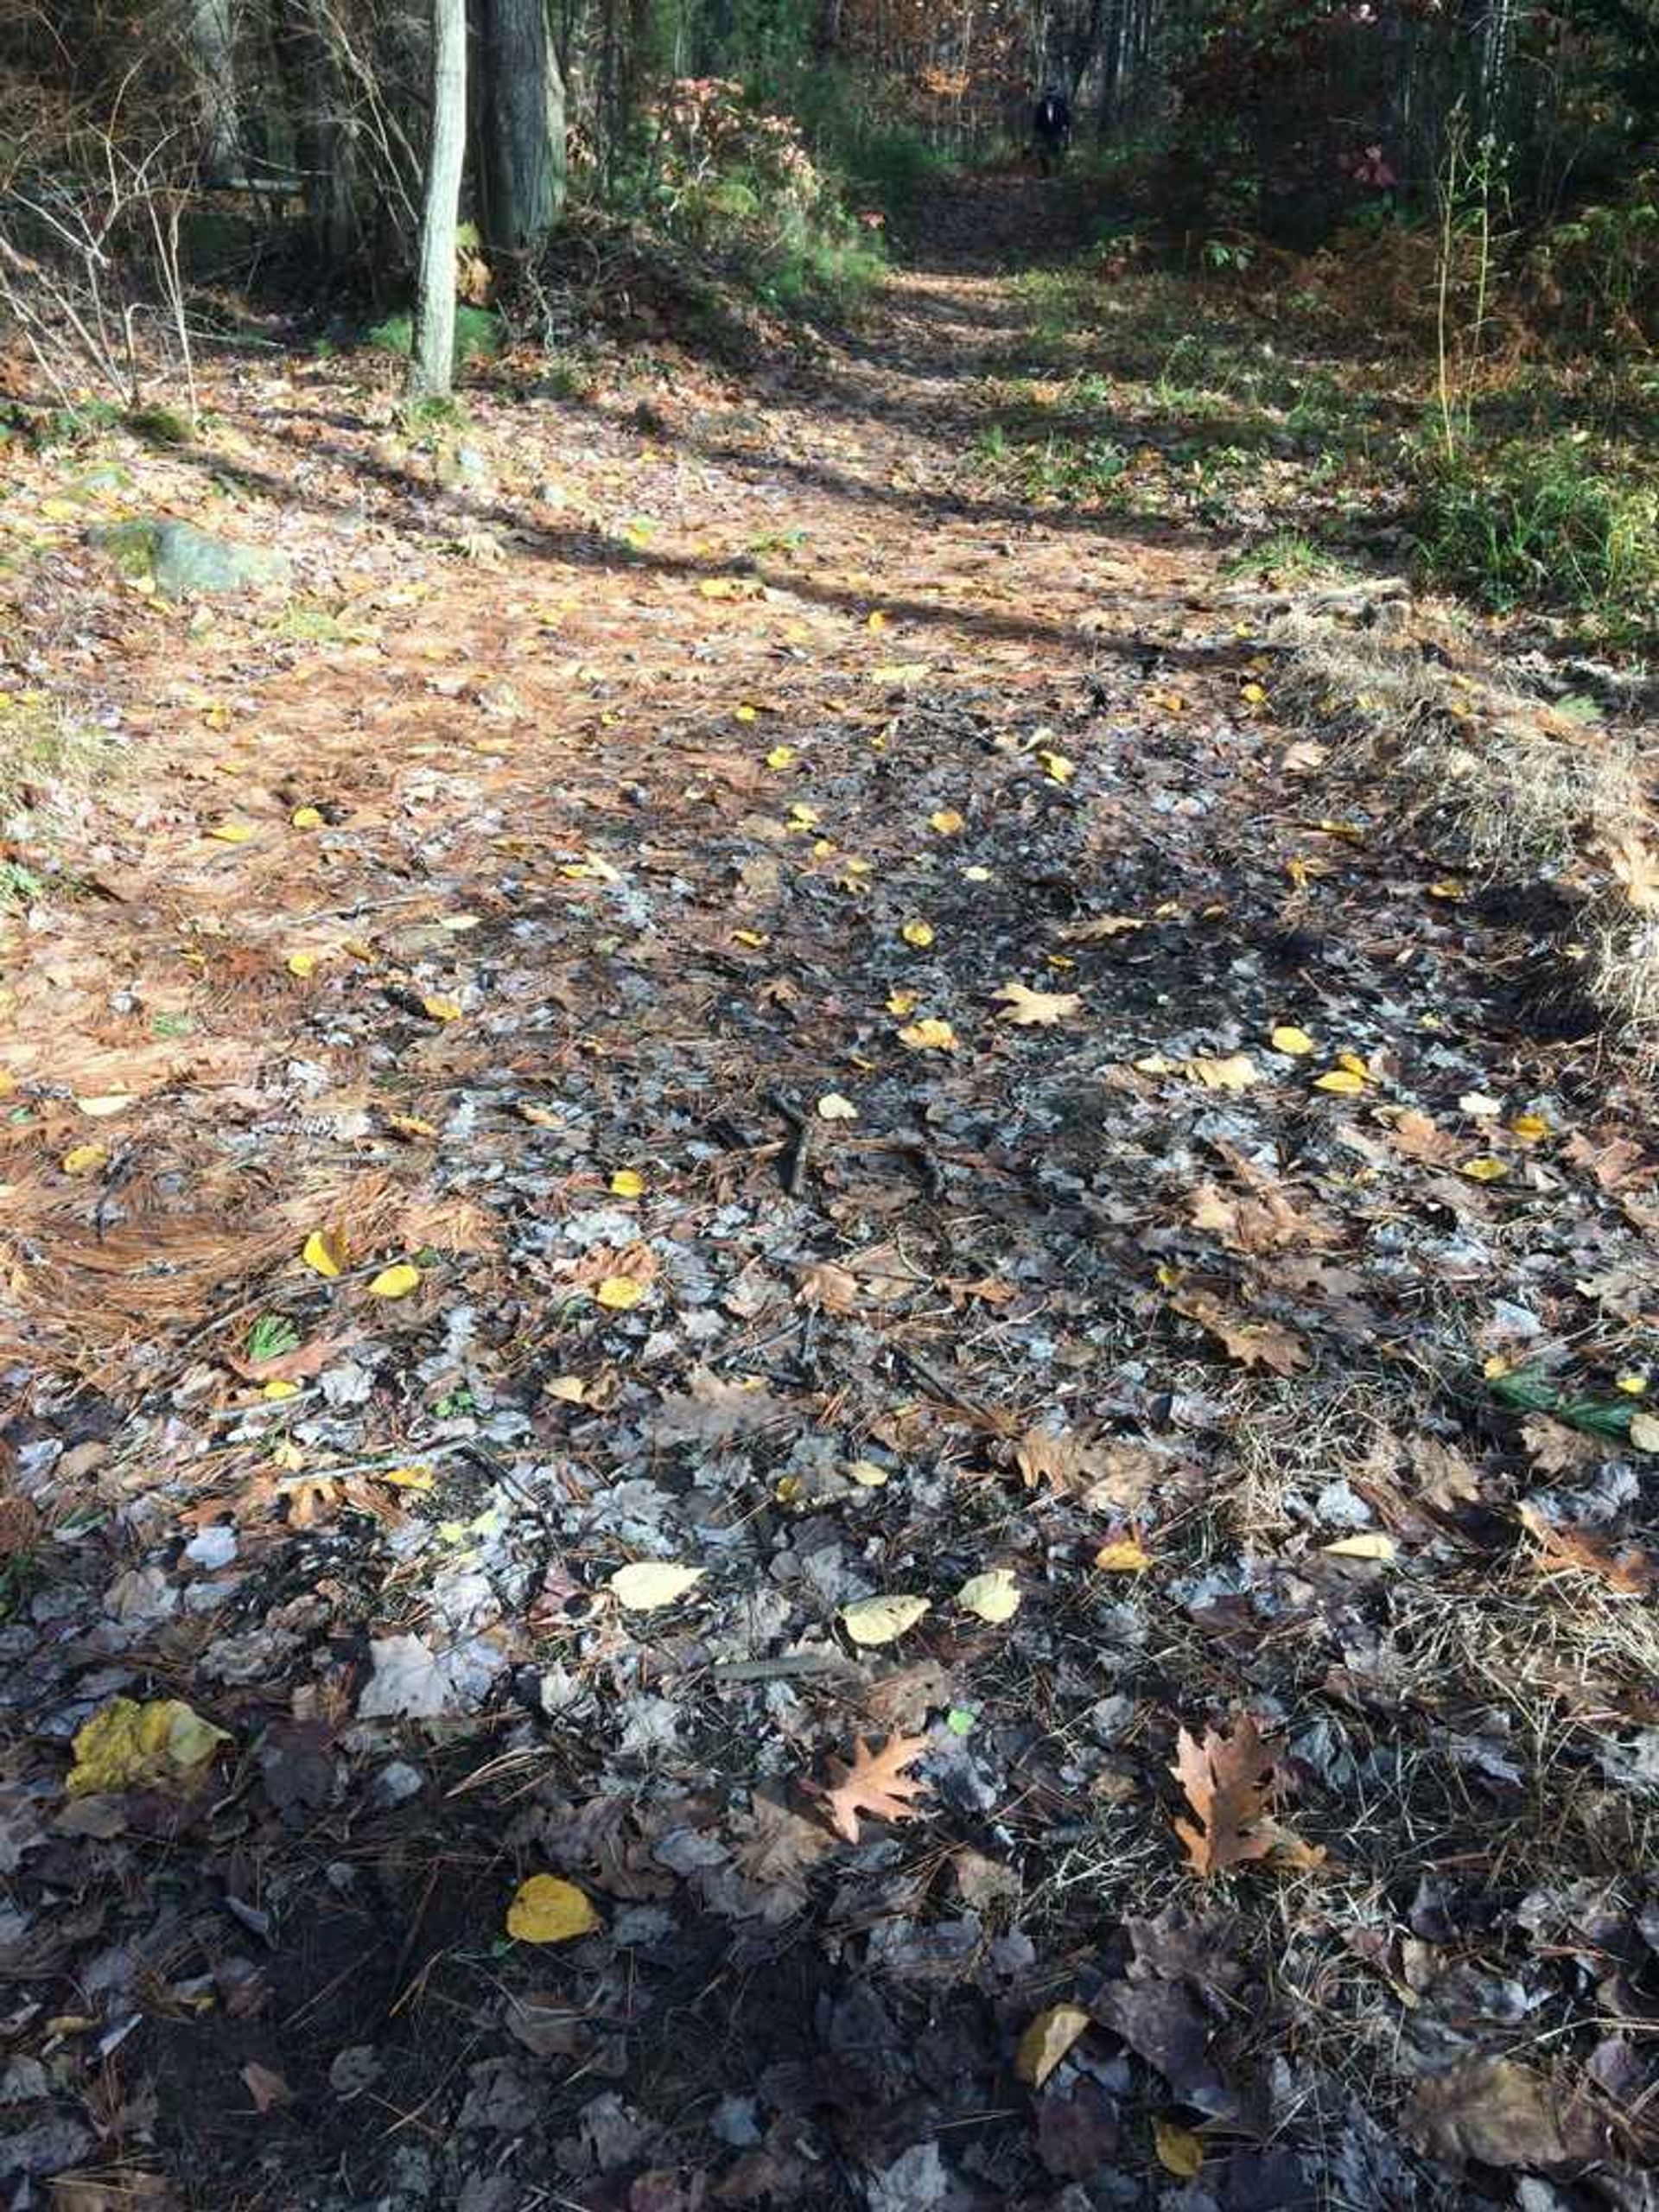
823, 1733, 931, 1844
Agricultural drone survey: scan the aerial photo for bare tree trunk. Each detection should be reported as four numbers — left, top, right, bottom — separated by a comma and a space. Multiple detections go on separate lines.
474, 0, 566, 257
184, 0, 242, 180
410, 0, 467, 397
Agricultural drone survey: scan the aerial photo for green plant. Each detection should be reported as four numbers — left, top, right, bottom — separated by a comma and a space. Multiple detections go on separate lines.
246, 1314, 301, 1363
364, 305, 502, 369
1434, 106, 1510, 461
1412, 438, 1659, 621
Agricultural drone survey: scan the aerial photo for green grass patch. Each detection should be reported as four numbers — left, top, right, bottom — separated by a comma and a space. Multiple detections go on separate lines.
1411, 438, 1659, 625
362, 305, 504, 370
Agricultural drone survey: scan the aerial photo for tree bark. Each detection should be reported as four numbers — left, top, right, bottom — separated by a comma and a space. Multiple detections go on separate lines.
410, 0, 467, 397
184, 0, 242, 181
474, 0, 566, 257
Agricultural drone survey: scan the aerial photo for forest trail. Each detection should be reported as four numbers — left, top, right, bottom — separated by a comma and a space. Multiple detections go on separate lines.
3, 177, 1656, 2209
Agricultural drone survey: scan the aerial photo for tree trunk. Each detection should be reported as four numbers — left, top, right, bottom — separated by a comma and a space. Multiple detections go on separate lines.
410, 0, 467, 397
185, 0, 243, 181
474, 0, 566, 257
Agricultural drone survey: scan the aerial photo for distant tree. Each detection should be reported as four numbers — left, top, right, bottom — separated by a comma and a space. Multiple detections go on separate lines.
410, 0, 467, 394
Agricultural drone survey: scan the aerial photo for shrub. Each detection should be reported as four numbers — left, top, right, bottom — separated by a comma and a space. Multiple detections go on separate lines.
361, 304, 504, 368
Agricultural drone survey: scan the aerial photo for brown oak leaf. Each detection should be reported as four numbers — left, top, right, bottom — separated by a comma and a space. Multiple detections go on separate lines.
1402, 2057, 1604, 2168
1518, 1504, 1656, 1596
1172, 1290, 1308, 1376
823, 1733, 931, 1844
1015, 1426, 1107, 1492
1171, 1712, 1320, 1878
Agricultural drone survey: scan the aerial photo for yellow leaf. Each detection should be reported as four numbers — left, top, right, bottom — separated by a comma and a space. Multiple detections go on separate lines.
610, 1560, 705, 1611
595, 1274, 645, 1311
788, 802, 820, 829
270, 1440, 304, 1472
290, 804, 325, 830
609, 1168, 646, 1198
1037, 750, 1073, 784
1014, 2004, 1090, 2089
41, 497, 84, 523
886, 988, 918, 1016
734, 704, 759, 723
1427, 878, 1465, 901
900, 918, 935, 949
957, 1568, 1020, 1623
845, 1458, 890, 1487
733, 929, 767, 947
422, 995, 463, 1023
287, 951, 318, 978
929, 809, 965, 835
866, 609, 889, 632
1270, 1025, 1315, 1056
1240, 682, 1268, 707
546, 1375, 588, 1403
302, 1227, 348, 1279
765, 745, 795, 769
1616, 1372, 1647, 1396
1189, 1052, 1259, 1091
61, 1143, 107, 1177
519, 1103, 563, 1128
380, 1465, 436, 1490
1314, 1068, 1366, 1095
1510, 1114, 1550, 1142
1629, 1412, 1659, 1452
505, 1874, 600, 1944
387, 1113, 438, 1140
896, 1018, 957, 1052
1095, 1536, 1153, 1573
816, 1093, 859, 1122
66, 1697, 230, 1798
994, 980, 1081, 1027
207, 821, 257, 844
839, 1593, 931, 1646
261, 1379, 299, 1401
1459, 1156, 1510, 1183
1154, 2118, 1205, 2178
366, 1262, 422, 1300
869, 661, 930, 684
1322, 1532, 1397, 1560
963, 864, 992, 882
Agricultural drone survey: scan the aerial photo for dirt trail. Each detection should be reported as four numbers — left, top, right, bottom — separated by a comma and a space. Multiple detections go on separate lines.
3, 181, 1656, 2209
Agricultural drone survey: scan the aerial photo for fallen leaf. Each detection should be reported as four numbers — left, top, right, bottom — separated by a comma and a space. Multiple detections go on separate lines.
290, 804, 324, 830
1518, 1504, 1655, 1593
1015, 1427, 1106, 1492
61, 1143, 107, 1177
241, 2062, 295, 2114
645, 1367, 787, 1445
1321, 1532, 1396, 1560
957, 1568, 1020, 1623
66, 1698, 230, 1798
286, 950, 318, 978
1095, 1535, 1153, 1573
1186, 1052, 1259, 1091
386, 1112, 437, 1140
74, 1093, 137, 1117
1631, 1411, 1659, 1452
765, 744, 795, 768
609, 1167, 646, 1198
207, 820, 257, 844
421, 994, 463, 1022
1269, 1025, 1314, 1056
839, 1592, 931, 1646
379, 1465, 436, 1491
506, 1874, 600, 1943
1402, 2057, 1602, 2168
1014, 2004, 1091, 2089
610, 1561, 705, 1611
1154, 2118, 1205, 2177
900, 918, 935, 949
816, 1093, 858, 1121
595, 1274, 645, 1311
302, 1228, 347, 1279
366, 1262, 421, 1300
1459, 1155, 1510, 1183
1313, 1067, 1366, 1095
823, 1733, 930, 1843
1170, 1711, 1317, 1877
796, 1259, 859, 1313
886, 988, 918, 1015
994, 981, 1081, 1027
1037, 749, 1073, 784
929, 809, 964, 834
896, 1017, 957, 1052
1173, 1290, 1307, 1375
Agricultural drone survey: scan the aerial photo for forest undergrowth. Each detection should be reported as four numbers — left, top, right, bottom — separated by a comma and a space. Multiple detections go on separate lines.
1, 171, 1657, 2212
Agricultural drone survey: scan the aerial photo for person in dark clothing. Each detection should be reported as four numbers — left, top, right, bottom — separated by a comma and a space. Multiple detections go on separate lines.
1033, 89, 1071, 175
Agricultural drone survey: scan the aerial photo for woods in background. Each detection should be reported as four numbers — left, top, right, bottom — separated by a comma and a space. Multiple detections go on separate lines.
2, 0, 1658, 393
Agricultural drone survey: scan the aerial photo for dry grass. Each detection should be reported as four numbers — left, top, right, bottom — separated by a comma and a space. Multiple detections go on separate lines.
0, 690, 118, 831
1271, 608, 1659, 1039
